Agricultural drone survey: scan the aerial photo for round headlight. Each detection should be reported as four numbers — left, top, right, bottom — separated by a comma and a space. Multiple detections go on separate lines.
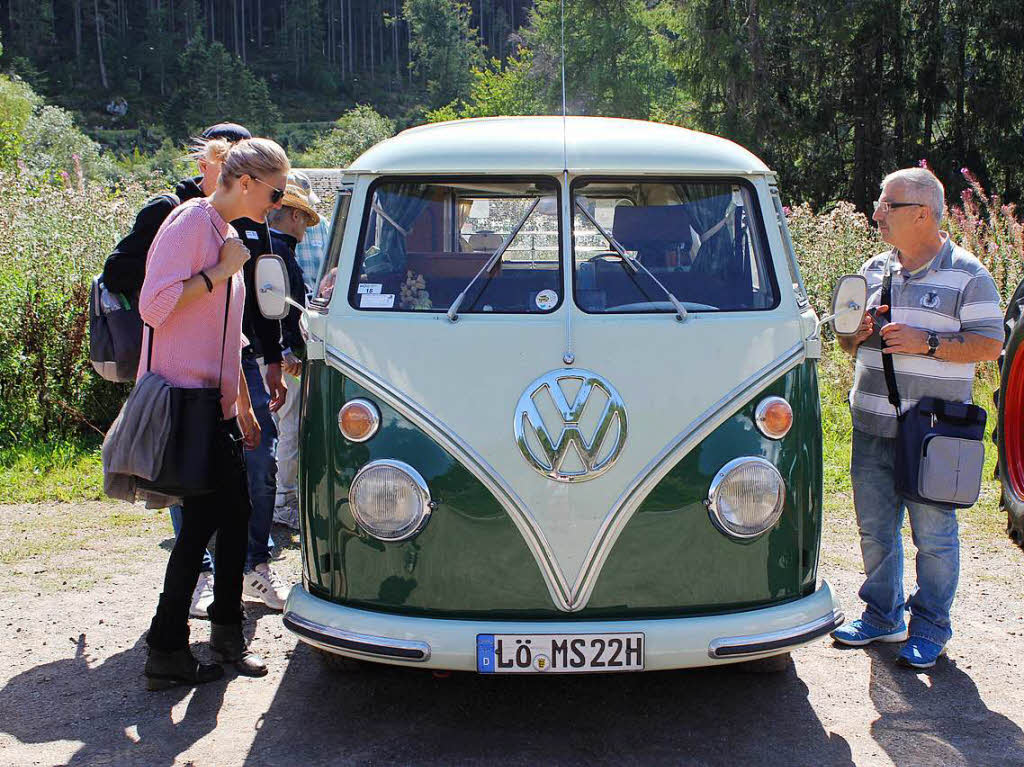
339, 399, 381, 442
349, 459, 431, 541
707, 457, 785, 539
754, 396, 793, 439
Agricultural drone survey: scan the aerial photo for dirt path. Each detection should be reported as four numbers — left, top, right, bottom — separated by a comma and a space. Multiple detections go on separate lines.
1, 499, 1023, 766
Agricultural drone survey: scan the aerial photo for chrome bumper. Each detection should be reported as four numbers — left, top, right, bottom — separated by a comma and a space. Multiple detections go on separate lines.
284, 581, 844, 671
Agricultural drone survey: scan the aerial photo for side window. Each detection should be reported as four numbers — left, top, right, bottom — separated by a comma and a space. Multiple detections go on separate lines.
348, 178, 562, 314
309, 187, 353, 311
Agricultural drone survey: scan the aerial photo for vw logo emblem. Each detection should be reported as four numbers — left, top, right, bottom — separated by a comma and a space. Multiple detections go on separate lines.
514, 368, 627, 482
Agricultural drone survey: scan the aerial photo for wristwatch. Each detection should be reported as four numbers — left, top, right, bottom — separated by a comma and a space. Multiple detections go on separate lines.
926, 331, 939, 356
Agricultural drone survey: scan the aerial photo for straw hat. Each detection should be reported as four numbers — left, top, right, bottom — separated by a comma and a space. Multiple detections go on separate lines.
280, 182, 320, 227
287, 170, 321, 206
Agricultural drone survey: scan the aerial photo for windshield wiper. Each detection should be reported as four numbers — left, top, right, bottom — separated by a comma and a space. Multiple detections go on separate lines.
574, 200, 689, 323
447, 197, 541, 322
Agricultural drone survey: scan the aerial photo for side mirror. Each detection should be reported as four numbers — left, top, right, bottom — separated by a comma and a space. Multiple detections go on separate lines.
829, 274, 868, 336
255, 254, 291, 320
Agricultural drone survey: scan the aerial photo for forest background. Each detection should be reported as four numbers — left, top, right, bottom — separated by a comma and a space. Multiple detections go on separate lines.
2, 0, 1024, 211
0, 0, 1023, 504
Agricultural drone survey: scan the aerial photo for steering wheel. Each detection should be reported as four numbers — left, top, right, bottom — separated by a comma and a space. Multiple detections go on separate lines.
587, 251, 628, 263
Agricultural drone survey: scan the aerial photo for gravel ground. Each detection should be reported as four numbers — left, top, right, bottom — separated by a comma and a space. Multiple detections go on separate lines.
0, 498, 1022, 767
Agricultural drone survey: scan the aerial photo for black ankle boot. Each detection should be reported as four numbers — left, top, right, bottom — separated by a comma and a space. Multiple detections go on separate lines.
144, 647, 224, 691
210, 623, 268, 677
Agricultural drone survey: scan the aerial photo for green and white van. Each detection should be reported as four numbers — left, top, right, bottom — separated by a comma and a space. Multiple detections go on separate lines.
257, 116, 849, 673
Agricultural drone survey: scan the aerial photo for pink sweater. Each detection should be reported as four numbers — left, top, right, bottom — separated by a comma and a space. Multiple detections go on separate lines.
137, 198, 247, 419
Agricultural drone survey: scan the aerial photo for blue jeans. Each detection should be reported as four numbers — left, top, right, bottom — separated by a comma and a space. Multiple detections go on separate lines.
243, 356, 277, 571
850, 429, 959, 646
169, 504, 213, 573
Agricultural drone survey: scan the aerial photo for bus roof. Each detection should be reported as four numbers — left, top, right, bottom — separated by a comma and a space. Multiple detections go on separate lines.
347, 116, 772, 176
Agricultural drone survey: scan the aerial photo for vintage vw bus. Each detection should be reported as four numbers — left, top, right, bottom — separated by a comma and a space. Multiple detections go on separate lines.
259, 116, 850, 673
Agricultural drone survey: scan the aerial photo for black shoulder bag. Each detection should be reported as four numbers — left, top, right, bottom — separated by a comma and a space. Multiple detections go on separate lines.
135, 217, 231, 498
879, 256, 987, 508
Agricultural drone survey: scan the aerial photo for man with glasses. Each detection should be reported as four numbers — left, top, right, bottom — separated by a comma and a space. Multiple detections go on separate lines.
831, 167, 1002, 668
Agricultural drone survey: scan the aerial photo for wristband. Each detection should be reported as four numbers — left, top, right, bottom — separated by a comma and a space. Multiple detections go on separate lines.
198, 270, 214, 292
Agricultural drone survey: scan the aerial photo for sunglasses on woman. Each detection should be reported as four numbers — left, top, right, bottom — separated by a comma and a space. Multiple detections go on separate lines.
252, 176, 285, 204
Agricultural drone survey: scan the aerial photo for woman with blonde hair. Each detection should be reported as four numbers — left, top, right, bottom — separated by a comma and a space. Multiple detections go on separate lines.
102, 123, 251, 295
140, 137, 290, 689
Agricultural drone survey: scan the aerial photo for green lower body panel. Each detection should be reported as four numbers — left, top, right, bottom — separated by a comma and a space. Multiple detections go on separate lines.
299, 360, 823, 619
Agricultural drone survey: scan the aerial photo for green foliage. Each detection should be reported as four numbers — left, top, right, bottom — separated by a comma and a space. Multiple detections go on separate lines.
0, 75, 38, 168
425, 49, 545, 122
162, 39, 280, 142
404, 0, 483, 108
525, 0, 673, 119
0, 168, 146, 442
297, 105, 396, 168
787, 201, 881, 318
21, 104, 115, 183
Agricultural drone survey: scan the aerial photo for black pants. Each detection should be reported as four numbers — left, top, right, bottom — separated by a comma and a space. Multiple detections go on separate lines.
147, 418, 252, 651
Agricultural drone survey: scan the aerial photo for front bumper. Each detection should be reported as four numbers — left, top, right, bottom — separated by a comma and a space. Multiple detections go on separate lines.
284, 581, 843, 671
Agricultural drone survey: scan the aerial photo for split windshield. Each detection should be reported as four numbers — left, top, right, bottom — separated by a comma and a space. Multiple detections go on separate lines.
349, 178, 561, 314
572, 180, 778, 313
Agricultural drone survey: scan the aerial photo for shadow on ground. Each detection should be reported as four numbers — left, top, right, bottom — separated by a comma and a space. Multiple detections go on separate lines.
3, 633, 1023, 766
243, 646, 856, 767
866, 645, 1024, 766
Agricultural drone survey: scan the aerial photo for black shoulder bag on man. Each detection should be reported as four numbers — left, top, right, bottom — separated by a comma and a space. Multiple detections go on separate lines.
879, 255, 987, 508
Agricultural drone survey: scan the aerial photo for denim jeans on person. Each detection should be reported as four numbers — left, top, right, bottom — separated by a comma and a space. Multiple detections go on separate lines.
263, 363, 300, 512
147, 419, 251, 650
243, 356, 277, 571
850, 429, 959, 646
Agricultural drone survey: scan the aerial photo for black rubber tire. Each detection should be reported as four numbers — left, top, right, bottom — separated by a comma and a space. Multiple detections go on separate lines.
312, 646, 375, 672
729, 652, 792, 673
996, 275, 1024, 550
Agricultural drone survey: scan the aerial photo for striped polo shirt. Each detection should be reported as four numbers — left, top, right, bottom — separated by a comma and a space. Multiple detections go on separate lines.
849, 234, 1003, 438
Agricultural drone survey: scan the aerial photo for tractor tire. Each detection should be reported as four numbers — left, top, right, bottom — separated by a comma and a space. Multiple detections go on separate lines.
995, 275, 1024, 550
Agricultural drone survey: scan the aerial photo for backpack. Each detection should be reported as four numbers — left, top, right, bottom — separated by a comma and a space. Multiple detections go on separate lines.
89, 192, 180, 382
89, 275, 144, 382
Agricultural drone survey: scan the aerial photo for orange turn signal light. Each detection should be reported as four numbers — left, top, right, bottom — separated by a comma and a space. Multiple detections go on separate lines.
754, 397, 793, 440
338, 399, 381, 442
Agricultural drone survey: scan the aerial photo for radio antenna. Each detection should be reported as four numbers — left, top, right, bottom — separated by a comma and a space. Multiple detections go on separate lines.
560, 0, 567, 170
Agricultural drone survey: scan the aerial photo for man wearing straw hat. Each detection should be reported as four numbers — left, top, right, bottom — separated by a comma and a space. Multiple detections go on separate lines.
264, 175, 320, 529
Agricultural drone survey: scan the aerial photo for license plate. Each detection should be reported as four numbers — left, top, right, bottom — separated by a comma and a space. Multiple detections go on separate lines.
476, 633, 644, 673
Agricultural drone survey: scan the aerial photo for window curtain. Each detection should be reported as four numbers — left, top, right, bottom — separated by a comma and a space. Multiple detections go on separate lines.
370, 183, 433, 274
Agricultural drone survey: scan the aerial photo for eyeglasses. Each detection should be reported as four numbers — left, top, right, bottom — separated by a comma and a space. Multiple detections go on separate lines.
252, 176, 285, 204
873, 200, 925, 214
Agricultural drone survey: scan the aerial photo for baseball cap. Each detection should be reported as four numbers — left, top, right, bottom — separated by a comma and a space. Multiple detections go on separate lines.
201, 122, 252, 143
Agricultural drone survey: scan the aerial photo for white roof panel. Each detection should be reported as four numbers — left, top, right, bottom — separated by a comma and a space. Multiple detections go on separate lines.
347, 116, 771, 175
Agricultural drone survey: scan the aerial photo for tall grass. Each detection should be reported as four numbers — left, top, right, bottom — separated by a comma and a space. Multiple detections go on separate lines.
0, 169, 148, 445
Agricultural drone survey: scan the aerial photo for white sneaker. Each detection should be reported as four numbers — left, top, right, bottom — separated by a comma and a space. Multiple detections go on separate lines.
189, 571, 215, 618
243, 562, 290, 611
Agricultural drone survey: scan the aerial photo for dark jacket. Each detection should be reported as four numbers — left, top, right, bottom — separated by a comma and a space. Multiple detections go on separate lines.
101, 177, 205, 294
270, 230, 307, 356
233, 217, 283, 365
